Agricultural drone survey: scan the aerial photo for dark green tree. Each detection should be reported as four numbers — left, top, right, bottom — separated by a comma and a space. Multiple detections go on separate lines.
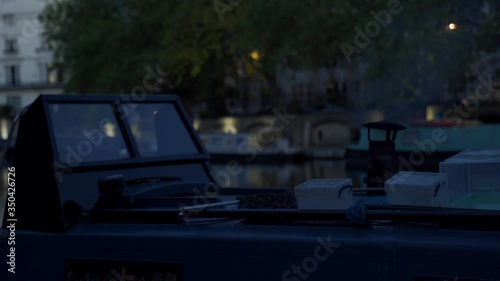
40, 0, 498, 113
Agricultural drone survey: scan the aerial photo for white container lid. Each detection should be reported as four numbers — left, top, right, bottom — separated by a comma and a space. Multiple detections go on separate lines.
294, 178, 353, 210
385, 172, 440, 193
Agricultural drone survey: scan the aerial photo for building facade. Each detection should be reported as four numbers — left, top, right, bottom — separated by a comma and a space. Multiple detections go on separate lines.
0, 0, 62, 120
276, 62, 368, 111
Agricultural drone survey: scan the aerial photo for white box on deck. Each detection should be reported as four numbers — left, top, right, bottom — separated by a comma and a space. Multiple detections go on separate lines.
294, 179, 353, 210
385, 172, 445, 207
439, 149, 500, 207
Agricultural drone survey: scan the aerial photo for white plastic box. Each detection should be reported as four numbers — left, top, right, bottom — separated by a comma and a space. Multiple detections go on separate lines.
439, 149, 500, 209
385, 172, 445, 207
294, 179, 353, 210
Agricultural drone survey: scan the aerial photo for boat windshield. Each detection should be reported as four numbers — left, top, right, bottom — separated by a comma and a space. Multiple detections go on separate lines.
49, 102, 201, 163
124, 103, 199, 157
50, 103, 130, 163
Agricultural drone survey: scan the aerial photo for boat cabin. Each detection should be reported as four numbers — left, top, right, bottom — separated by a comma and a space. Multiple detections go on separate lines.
1, 94, 215, 232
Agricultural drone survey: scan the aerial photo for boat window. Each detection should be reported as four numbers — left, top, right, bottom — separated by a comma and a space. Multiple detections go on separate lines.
125, 103, 199, 157
49, 104, 130, 163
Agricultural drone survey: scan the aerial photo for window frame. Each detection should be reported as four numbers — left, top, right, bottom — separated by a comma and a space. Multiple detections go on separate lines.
5, 65, 20, 86
4, 38, 18, 54
2, 13, 15, 26
42, 95, 209, 172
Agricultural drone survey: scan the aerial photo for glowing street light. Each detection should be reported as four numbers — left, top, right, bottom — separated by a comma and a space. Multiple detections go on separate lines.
448, 23, 457, 30
250, 50, 260, 60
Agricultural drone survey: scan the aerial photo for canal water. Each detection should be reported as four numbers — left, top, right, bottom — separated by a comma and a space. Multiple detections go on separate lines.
211, 160, 366, 189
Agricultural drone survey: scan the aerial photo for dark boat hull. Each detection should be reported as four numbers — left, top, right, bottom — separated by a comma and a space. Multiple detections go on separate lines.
2, 222, 500, 281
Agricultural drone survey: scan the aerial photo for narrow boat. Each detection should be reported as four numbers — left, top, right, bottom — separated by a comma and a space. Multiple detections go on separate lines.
346, 117, 500, 171
347, 101, 500, 171
1, 94, 500, 281
199, 132, 304, 163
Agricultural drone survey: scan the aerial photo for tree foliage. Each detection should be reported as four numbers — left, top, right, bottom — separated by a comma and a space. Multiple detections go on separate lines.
40, 0, 498, 113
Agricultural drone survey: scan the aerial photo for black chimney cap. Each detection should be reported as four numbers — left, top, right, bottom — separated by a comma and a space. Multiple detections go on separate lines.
363, 120, 406, 131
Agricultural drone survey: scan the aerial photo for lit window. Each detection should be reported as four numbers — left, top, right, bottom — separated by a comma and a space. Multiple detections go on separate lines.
48, 68, 57, 84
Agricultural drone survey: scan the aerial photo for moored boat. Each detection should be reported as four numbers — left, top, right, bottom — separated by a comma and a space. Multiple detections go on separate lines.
199, 132, 305, 163
346, 119, 500, 171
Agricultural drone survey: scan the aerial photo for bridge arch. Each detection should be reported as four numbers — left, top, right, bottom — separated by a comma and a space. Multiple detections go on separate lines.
309, 119, 350, 147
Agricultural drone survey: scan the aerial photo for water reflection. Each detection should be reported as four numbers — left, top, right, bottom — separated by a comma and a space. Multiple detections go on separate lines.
211, 160, 366, 189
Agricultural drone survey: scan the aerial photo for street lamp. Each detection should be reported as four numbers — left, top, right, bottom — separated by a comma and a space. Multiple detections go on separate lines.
250, 50, 260, 61
448, 23, 457, 30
